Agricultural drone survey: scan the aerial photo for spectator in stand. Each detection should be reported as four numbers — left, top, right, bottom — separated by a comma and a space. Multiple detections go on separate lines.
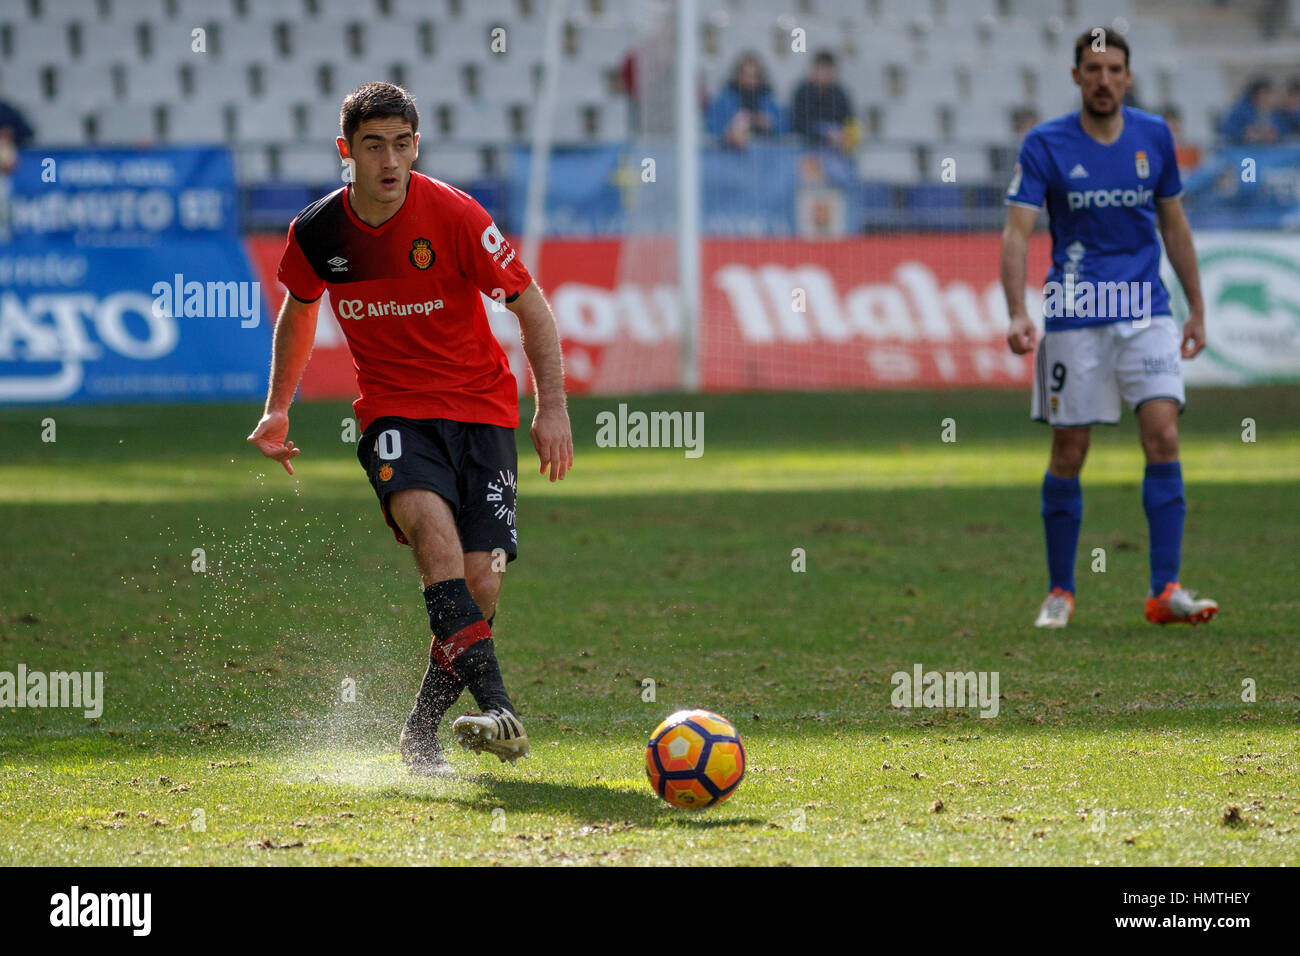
791, 50, 853, 150
1219, 77, 1285, 144
1282, 77, 1300, 139
706, 52, 786, 149
1160, 105, 1202, 172
0, 75, 36, 243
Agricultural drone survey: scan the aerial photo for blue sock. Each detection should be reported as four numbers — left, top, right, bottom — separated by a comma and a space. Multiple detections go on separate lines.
1143, 461, 1184, 595
1041, 472, 1082, 593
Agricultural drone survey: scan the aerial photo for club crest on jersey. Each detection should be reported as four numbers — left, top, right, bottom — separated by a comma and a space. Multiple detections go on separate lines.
379, 464, 394, 482
1135, 151, 1149, 178
409, 237, 435, 270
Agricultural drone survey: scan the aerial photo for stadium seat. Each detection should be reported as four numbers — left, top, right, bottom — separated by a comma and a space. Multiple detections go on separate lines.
960, 61, 1031, 107
310, 0, 380, 21
479, 58, 538, 112
388, 0, 454, 19
33, 105, 88, 145
878, 99, 943, 141
213, 19, 282, 65
76, 17, 143, 62
1029, 59, 1081, 116
933, 0, 1000, 26
868, 0, 929, 26
323, 60, 405, 100
278, 142, 343, 183
235, 0, 305, 20
50, 62, 118, 111
164, 97, 234, 145
949, 101, 1013, 142
1069, 0, 1136, 27
235, 97, 295, 143
4, 19, 75, 69
170, 0, 239, 22
356, 17, 433, 63
285, 18, 351, 62
856, 144, 922, 183
121, 59, 182, 105
401, 61, 467, 109
422, 144, 485, 185
94, 102, 159, 145
927, 143, 994, 182
143, 19, 216, 66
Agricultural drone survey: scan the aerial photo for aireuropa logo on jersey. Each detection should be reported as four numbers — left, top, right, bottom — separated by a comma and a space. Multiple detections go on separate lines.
334, 298, 445, 320
1066, 186, 1155, 210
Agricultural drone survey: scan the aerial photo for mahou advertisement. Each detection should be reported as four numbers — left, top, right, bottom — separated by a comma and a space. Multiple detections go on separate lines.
244, 233, 1059, 398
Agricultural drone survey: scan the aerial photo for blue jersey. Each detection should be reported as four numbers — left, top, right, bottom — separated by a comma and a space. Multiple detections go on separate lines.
1006, 106, 1182, 330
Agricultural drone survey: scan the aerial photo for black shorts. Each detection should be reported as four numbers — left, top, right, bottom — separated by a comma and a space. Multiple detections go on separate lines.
357, 416, 518, 560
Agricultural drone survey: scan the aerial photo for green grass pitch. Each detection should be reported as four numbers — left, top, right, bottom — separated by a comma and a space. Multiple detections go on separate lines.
0, 388, 1296, 865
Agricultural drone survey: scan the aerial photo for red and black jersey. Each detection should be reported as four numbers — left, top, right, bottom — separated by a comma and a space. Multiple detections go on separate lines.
277, 171, 532, 431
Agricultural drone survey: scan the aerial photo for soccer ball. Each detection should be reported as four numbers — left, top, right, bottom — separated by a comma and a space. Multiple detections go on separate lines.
645, 709, 745, 809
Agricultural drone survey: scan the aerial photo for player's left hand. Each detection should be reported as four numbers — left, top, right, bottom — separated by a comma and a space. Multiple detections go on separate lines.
530, 403, 573, 482
1181, 311, 1207, 359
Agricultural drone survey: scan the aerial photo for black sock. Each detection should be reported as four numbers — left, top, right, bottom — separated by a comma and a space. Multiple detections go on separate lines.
409, 659, 464, 733
453, 640, 515, 715
423, 579, 514, 715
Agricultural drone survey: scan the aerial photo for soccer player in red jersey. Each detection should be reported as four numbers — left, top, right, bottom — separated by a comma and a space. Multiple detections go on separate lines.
248, 83, 573, 775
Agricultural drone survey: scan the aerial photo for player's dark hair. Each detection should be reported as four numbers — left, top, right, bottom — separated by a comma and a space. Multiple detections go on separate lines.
814, 50, 835, 67
340, 82, 420, 145
1073, 28, 1130, 68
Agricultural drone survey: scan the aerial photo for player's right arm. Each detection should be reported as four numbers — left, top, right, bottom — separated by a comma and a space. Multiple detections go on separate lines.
247, 292, 320, 475
1001, 203, 1039, 355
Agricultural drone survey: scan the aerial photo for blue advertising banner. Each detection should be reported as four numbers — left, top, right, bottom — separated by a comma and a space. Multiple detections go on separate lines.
8, 147, 241, 246
1, 148, 270, 406
1183, 145, 1300, 230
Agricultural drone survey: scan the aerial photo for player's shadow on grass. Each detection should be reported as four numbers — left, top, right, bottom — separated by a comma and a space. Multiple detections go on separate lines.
385, 777, 766, 828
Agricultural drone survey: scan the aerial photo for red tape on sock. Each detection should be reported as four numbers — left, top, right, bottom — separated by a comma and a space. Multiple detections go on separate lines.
432, 619, 491, 676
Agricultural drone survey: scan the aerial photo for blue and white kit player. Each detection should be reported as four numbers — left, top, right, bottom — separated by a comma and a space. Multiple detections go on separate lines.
1000, 28, 1218, 629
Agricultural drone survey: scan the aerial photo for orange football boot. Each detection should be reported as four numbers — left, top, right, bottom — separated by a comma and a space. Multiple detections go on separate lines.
1145, 582, 1218, 625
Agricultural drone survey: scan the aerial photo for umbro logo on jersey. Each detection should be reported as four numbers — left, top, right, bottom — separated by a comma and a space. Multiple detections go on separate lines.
1068, 163, 1089, 179
327, 256, 348, 272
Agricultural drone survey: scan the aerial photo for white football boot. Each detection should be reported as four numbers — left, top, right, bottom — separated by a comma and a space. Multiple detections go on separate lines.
1033, 588, 1074, 628
452, 709, 529, 764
